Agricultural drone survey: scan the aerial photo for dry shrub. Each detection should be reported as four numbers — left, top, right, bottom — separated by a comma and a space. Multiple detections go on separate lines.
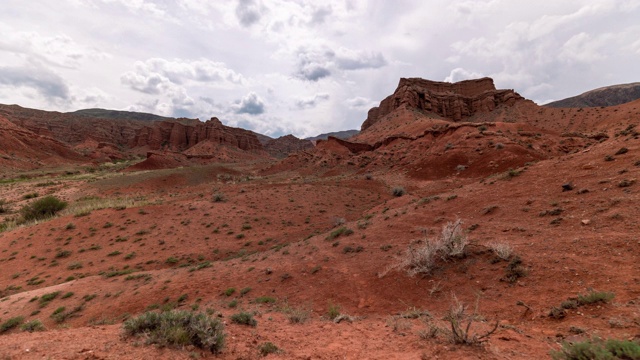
444, 295, 499, 345
380, 219, 468, 277
487, 242, 513, 260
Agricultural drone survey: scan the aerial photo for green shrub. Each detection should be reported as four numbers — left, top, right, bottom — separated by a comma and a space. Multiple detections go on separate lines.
230, 312, 257, 327
20, 196, 67, 222
255, 296, 276, 304
551, 338, 640, 360
55, 250, 72, 258
577, 290, 615, 305
258, 342, 279, 356
39, 291, 61, 306
122, 310, 226, 354
0, 316, 24, 333
325, 227, 353, 240
224, 288, 236, 296
327, 303, 341, 320
20, 319, 45, 332
23, 192, 39, 199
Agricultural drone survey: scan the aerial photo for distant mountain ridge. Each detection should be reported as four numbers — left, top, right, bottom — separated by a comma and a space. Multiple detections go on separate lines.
544, 82, 640, 108
69, 108, 173, 122
305, 129, 359, 141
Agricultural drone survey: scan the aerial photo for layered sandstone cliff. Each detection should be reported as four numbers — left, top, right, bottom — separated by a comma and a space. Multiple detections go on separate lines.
130, 117, 264, 153
361, 77, 523, 131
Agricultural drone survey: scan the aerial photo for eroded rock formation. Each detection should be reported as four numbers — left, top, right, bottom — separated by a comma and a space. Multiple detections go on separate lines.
361, 77, 523, 131
130, 117, 264, 153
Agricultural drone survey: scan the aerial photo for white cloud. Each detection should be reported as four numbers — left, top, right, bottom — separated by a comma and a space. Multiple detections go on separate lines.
559, 32, 610, 63
232, 92, 265, 115
444, 68, 484, 83
0, 26, 108, 69
121, 58, 245, 94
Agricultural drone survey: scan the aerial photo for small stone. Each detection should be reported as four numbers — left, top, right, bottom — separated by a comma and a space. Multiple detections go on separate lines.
581, 219, 591, 225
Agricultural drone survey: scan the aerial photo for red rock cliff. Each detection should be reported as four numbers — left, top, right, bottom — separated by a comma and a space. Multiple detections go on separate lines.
130, 117, 264, 153
361, 77, 523, 131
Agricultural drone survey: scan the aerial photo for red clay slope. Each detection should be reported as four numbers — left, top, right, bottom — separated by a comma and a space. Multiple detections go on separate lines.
0, 114, 87, 173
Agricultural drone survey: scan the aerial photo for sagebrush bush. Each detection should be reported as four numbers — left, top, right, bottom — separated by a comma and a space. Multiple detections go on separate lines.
122, 310, 225, 353
20, 195, 67, 222
230, 312, 257, 327
381, 219, 468, 277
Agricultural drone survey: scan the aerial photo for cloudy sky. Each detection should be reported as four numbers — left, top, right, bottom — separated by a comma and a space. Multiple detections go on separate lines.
1, 0, 639, 138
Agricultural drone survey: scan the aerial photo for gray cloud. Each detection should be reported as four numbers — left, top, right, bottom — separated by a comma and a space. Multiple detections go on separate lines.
345, 96, 375, 110
309, 5, 332, 25
295, 93, 330, 109
333, 48, 387, 70
121, 58, 245, 94
235, 0, 263, 27
294, 46, 387, 81
233, 92, 265, 115
296, 63, 331, 82
0, 65, 69, 101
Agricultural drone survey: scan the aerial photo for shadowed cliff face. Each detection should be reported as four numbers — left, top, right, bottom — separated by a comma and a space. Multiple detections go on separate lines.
361, 77, 523, 131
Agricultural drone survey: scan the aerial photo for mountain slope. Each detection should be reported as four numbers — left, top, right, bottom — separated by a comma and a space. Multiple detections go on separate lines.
69, 108, 172, 122
545, 82, 640, 108
305, 129, 359, 141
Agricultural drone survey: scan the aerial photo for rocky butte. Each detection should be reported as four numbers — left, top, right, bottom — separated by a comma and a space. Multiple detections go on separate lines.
361, 77, 523, 130
129, 117, 264, 153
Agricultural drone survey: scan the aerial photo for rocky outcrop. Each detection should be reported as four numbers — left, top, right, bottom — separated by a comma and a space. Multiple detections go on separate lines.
130, 117, 264, 153
361, 77, 523, 131
263, 135, 313, 158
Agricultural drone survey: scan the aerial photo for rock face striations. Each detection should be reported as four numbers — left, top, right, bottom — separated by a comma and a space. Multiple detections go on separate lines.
361, 77, 523, 131
130, 117, 264, 153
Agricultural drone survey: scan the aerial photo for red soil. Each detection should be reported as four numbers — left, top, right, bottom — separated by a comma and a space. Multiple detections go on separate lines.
0, 97, 639, 359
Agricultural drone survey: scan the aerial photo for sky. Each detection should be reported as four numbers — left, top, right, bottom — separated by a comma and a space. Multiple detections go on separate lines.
1, 0, 639, 138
